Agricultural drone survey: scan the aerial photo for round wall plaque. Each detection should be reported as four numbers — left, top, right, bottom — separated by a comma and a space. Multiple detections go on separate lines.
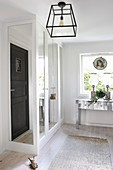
93, 57, 107, 70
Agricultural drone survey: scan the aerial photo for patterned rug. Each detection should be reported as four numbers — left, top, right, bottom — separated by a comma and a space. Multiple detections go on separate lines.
48, 135, 112, 170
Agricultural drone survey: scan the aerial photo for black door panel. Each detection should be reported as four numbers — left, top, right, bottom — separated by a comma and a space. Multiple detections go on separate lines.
10, 43, 29, 140
11, 81, 27, 98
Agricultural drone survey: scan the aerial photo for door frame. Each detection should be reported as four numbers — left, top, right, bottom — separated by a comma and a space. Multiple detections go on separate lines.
0, 23, 2, 153
2, 19, 38, 154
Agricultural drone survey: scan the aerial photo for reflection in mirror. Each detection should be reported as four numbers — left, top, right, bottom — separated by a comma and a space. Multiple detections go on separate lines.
60, 47, 63, 119
9, 24, 33, 144
38, 29, 45, 138
48, 39, 58, 130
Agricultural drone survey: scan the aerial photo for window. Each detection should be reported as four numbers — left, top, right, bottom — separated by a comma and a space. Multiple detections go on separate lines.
80, 53, 113, 94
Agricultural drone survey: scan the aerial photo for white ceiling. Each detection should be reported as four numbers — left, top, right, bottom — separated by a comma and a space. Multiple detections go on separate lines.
0, 0, 113, 43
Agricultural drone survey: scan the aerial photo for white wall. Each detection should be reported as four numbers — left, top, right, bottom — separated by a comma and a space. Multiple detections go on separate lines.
1, 23, 8, 152
0, 23, 3, 153
62, 40, 113, 126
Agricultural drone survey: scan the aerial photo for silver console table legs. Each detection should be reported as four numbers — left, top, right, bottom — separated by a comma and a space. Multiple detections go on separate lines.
76, 100, 81, 129
75, 98, 113, 129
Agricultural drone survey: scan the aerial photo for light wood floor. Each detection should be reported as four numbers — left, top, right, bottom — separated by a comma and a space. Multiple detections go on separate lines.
0, 124, 113, 170
14, 130, 33, 144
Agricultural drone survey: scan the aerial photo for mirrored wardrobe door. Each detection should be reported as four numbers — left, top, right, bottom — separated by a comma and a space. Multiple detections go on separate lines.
59, 46, 63, 119
38, 27, 46, 138
9, 24, 33, 145
48, 38, 58, 130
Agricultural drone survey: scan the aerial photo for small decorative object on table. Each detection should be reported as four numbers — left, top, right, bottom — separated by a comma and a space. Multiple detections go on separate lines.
91, 88, 110, 102
50, 93, 56, 100
91, 85, 95, 100
105, 85, 111, 100
89, 73, 98, 100
95, 88, 106, 98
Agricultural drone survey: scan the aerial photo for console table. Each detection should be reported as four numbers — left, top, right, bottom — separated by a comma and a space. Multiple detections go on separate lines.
75, 98, 113, 129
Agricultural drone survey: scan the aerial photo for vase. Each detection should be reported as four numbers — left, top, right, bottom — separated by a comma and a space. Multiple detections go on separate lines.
98, 92, 105, 98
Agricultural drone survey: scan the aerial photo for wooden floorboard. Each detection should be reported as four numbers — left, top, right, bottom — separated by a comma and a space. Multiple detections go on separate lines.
0, 124, 113, 170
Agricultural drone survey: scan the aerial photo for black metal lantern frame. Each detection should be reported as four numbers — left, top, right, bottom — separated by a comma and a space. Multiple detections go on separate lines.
46, 1, 77, 38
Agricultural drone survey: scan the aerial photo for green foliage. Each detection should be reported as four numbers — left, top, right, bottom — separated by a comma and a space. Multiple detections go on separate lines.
91, 96, 98, 103
91, 89, 110, 102
84, 72, 113, 92
96, 81, 105, 90
95, 88, 107, 98
84, 72, 105, 91
84, 73, 92, 91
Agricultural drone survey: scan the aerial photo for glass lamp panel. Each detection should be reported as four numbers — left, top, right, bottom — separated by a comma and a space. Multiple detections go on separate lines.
52, 27, 75, 37
71, 12, 76, 26
64, 15, 73, 25
65, 4, 71, 8
54, 15, 61, 26
53, 5, 61, 10
54, 5, 71, 15
74, 26, 77, 34
54, 6, 61, 15
47, 27, 52, 36
63, 9, 70, 15
48, 13, 54, 26
54, 15, 73, 26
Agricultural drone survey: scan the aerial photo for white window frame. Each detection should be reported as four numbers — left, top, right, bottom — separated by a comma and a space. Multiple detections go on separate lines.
80, 52, 113, 96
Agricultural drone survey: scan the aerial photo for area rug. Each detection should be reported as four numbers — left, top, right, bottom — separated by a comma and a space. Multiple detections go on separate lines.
48, 135, 112, 170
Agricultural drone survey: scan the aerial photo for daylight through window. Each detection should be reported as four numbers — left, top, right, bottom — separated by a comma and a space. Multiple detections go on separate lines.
81, 53, 113, 94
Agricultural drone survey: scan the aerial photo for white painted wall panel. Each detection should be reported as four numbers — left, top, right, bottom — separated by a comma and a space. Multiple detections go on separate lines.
0, 23, 3, 153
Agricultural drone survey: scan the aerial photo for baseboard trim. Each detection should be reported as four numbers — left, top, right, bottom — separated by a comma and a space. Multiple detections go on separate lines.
64, 120, 113, 128
82, 122, 113, 128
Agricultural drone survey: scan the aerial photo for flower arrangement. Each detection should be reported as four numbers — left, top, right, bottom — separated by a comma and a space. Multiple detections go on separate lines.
95, 88, 107, 98
91, 88, 109, 102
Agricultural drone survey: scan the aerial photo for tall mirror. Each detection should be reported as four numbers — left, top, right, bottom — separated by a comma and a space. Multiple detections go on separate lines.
48, 38, 58, 130
60, 47, 63, 119
38, 27, 45, 138
9, 24, 33, 144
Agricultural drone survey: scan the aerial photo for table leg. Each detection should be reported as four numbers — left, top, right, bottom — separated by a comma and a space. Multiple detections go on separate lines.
76, 103, 81, 129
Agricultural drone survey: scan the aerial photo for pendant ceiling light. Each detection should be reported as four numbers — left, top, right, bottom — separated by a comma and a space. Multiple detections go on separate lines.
46, 1, 77, 38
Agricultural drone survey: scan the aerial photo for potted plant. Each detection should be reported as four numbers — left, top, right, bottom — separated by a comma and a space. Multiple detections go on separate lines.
91, 88, 109, 103
95, 88, 107, 98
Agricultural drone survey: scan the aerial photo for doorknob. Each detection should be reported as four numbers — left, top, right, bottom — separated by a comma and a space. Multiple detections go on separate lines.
10, 89, 15, 92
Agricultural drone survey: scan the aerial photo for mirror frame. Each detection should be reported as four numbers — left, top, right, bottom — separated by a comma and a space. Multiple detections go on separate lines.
2, 19, 38, 154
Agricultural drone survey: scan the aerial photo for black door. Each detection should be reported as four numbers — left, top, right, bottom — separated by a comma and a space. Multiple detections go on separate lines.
10, 43, 29, 140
